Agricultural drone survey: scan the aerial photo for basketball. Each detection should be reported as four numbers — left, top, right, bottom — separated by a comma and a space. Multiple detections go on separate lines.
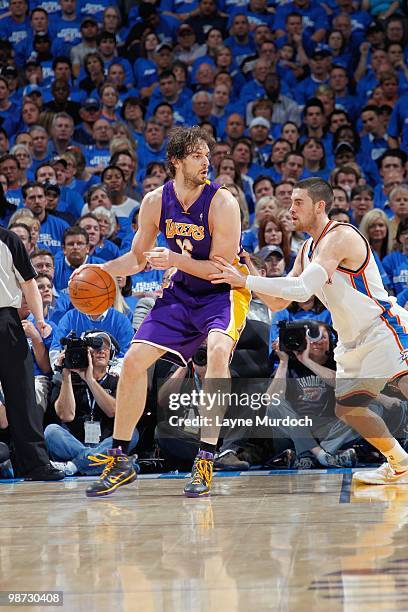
69, 265, 116, 315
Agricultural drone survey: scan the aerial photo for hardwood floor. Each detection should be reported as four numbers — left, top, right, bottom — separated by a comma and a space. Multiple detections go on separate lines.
1, 471, 408, 611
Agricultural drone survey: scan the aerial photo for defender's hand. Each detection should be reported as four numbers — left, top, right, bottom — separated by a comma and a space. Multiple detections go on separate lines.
209, 256, 247, 288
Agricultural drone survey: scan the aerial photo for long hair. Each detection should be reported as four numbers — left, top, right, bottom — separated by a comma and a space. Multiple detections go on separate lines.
359, 208, 393, 259
258, 214, 291, 268
166, 126, 215, 178
217, 155, 243, 189
113, 277, 131, 318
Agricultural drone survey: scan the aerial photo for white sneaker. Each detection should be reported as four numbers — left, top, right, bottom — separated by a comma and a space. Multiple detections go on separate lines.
50, 461, 78, 476
353, 462, 408, 485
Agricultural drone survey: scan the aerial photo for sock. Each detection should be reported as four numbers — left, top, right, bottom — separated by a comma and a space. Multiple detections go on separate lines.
112, 439, 130, 455
316, 449, 331, 467
199, 441, 216, 456
384, 441, 408, 469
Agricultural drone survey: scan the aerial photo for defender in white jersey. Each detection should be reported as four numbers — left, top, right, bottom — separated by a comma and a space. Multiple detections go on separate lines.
210, 178, 408, 485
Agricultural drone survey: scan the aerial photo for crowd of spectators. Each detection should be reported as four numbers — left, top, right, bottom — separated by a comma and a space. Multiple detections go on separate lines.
1, 0, 408, 477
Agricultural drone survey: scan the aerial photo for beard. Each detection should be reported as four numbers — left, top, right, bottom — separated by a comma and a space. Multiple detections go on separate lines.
182, 168, 207, 187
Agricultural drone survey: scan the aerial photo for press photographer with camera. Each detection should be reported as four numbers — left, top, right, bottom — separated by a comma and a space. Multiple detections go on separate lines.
267, 321, 358, 469
45, 331, 139, 475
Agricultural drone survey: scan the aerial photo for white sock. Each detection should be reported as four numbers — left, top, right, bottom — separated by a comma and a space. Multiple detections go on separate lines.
316, 449, 330, 466
384, 441, 408, 469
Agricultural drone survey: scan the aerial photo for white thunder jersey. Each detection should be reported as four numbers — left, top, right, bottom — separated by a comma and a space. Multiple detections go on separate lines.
301, 220, 408, 397
301, 220, 401, 343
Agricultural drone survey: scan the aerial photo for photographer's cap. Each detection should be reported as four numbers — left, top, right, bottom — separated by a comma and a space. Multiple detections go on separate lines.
84, 331, 112, 349
257, 245, 284, 260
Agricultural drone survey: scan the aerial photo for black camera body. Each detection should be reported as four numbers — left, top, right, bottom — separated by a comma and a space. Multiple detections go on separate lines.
61, 332, 103, 369
278, 319, 323, 354
192, 347, 207, 367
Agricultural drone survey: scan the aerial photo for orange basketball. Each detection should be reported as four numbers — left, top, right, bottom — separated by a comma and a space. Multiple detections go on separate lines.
69, 265, 116, 315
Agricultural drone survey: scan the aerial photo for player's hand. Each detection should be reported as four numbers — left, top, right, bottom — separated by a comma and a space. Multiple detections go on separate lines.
69, 263, 101, 285
209, 256, 247, 288
35, 319, 52, 338
144, 247, 175, 270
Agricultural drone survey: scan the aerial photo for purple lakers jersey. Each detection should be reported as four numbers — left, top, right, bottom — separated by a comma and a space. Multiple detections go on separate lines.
159, 180, 231, 294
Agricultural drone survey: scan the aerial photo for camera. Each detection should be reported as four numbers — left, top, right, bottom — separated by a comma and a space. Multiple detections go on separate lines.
192, 346, 207, 367
60, 332, 103, 369
278, 320, 323, 354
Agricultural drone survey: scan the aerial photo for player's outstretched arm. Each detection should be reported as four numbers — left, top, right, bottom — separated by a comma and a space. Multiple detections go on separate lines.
70, 190, 161, 283
210, 228, 350, 302
102, 190, 161, 277
210, 246, 304, 311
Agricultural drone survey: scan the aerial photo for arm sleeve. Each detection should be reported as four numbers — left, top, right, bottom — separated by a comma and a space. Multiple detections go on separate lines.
246, 262, 328, 302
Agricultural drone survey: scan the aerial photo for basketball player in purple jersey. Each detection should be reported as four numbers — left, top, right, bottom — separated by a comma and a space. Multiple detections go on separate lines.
75, 127, 251, 498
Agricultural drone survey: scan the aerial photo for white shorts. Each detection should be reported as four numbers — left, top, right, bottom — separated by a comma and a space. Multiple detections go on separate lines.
334, 305, 408, 402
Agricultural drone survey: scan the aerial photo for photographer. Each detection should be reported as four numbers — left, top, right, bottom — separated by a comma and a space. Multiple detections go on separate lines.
267, 323, 358, 469
45, 331, 139, 475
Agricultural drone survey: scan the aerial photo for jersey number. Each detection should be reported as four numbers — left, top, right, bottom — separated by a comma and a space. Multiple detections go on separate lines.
176, 238, 193, 258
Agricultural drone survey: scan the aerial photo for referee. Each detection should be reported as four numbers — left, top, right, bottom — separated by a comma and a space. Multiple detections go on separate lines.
0, 226, 64, 480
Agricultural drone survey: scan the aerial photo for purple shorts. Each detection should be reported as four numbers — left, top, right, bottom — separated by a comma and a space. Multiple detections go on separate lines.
133, 282, 251, 365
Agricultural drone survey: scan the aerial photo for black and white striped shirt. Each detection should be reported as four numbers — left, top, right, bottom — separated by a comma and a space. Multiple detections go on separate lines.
0, 227, 37, 309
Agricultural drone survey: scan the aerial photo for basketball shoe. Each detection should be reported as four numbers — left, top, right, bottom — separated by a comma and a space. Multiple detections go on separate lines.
353, 462, 408, 485
184, 450, 214, 497
86, 449, 137, 497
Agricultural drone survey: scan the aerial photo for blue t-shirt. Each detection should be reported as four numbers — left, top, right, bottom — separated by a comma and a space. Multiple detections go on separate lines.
79, 0, 112, 21
136, 141, 167, 171
397, 288, 408, 308
6, 187, 24, 209
59, 186, 84, 220
241, 227, 258, 253
295, 76, 330, 106
38, 214, 70, 255
131, 268, 163, 293
85, 145, 112, 169
47, 292, 73, 326
51, 307, 134, 357
26, 313, 56, 378
94, 240, 120, 262
224, 35, 257, 67
274, 2, 329, 36
0, 16, 30, 48
31, 0, 61, 14
382, 251, 408, 295
133, 58, 158, 90
49, 15, 82, 56
388, 93, 408, 151
159, 0, 199, 13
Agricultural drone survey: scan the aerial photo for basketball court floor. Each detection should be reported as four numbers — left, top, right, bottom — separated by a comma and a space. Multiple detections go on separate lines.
1, 469, 408, 612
